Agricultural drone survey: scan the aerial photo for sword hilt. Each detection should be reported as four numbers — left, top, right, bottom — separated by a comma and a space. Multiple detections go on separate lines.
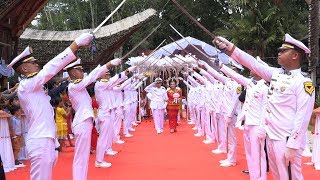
90, 35, 97, 55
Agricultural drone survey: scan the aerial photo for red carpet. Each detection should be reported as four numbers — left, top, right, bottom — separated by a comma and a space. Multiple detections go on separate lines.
6, 119, 320, 180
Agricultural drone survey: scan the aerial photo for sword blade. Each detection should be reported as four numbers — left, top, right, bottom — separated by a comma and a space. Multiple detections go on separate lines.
169, 24, 211, 60
170, 0, 215, 39
122, 24, 161, 60
139, 39, 167, 65
169, 36, 192, 55
93, 0, 127, 34
160, 47, 184, 68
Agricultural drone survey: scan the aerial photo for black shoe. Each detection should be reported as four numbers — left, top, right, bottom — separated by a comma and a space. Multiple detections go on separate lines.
242, 170, 249, 174
14, 160, 20, 165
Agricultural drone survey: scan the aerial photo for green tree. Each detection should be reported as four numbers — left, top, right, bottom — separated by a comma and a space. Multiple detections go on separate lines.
30, 0, 309, 67
215, 0, 309, 66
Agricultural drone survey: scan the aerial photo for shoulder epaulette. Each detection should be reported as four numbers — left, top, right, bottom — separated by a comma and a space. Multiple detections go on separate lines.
26, 72, 38, 78
100, 79, 109, 82
73, 79, 82, 84
301, 71, 311, 78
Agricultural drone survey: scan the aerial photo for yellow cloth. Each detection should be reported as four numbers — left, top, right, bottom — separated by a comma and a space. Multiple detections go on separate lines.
56, 107, 68, 138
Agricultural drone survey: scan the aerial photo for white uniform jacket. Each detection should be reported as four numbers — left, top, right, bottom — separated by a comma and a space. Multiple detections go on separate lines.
221, 65, 269, 126
95, 72, 127, 117
231, 47, 315, 149
68, 65, 109, 127
144, 83, 168, 109
18, 47, 76, 141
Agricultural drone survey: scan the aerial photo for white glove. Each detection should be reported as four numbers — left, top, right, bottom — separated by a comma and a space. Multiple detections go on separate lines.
133, 74, 139, 78
178, 77, 183, 80
139, 74, 145, 79
191, 64, 198, 68
213, 36, 234, 52
110, 58, 122, 66
74, 33, 94, 47
127, 66, 137, 72
256, 127, 266, 141
285, 147, 297, 166
198, 60, 208, 67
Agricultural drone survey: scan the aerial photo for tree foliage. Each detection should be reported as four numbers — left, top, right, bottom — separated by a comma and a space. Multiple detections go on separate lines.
30, 0, 309, 66
216, 0, 309, 63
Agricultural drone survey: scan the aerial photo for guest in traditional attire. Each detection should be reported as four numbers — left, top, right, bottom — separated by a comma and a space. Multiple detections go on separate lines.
166, 79, 182, 133
0, 110, 15, 173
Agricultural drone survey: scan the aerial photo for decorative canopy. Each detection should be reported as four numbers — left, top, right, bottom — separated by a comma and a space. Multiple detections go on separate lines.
126, 36, 243, 70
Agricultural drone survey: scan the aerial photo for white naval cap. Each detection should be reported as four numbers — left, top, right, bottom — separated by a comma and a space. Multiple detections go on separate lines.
256, 56, 268, 66
64, 58, 83, 70
8, 46, 37, 70
278, 34, 310, 54
154, 77, 163, 83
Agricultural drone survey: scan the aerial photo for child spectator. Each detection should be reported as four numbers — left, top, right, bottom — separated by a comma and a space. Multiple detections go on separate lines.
9, 105, 25, 167
55, 96, 71, 151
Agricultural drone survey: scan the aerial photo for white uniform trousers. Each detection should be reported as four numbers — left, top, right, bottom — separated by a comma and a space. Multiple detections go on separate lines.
114, 107, 123, 141
211, 111, 219, 142
0, 119, 15, 172
312, 115, 320, 170
204, 110, 215, 141
26, 138, 56, 180
244, 125, 267, 180
123, 103, 132, 135
188, 104, 196, 123
196, 108, 205, 135
226, 116, 237, 163
217, 113, 227, 151
96, 112, 113, 162
73, 118, 93, 180
106, 110, 116, 151
152, 109, 165, 131
130, 102, 138, 127
302, 132, 311, 156
266, 136, 304, 180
